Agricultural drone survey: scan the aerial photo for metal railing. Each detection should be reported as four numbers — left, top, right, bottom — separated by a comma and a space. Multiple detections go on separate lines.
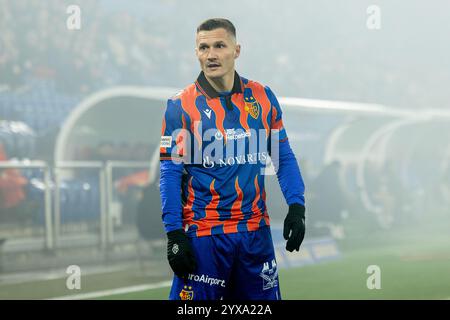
0, 161, 53, 250
54, 161, 107, 249
104, 161, 151, 244
0, 160, 153, 252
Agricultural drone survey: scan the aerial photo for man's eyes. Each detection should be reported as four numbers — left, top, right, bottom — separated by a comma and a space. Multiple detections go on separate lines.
199, 44, 226, 50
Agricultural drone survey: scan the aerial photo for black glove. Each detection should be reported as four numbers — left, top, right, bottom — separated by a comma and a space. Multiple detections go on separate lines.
283, 203, 306, 252
167, 229, 197, 278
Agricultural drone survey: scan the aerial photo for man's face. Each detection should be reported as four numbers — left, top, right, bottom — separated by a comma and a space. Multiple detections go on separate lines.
195, 28, 240, 80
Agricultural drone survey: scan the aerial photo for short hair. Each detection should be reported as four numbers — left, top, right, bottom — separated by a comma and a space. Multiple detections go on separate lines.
196, 18, 236, 38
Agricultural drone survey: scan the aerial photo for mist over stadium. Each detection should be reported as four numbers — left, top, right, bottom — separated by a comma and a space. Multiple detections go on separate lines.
0, 0, 449, 300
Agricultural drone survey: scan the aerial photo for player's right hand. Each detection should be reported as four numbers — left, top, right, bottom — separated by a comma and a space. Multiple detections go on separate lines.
166, 229, 197, 278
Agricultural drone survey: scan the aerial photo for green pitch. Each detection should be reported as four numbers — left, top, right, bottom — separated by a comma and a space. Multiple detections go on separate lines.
97, 220, 450, 300
1, 220, 449, 300
98, 249, 450, 300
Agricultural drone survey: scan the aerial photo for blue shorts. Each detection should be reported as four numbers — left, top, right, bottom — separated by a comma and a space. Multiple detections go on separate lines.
169, 226, 281, 300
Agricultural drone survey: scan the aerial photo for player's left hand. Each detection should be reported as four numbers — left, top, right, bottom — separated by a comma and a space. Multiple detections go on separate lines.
283, 203, 306, 252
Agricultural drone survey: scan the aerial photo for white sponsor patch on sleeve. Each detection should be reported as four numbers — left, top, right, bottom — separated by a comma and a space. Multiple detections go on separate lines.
160, 136, 172, 148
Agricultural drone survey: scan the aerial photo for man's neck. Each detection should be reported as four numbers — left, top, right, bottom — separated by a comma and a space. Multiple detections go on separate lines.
204, 70, 235, 93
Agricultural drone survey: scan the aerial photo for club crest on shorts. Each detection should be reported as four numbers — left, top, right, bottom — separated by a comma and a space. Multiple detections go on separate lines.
179, 285, 194, 300
260, 259, 278, 290
244, 96, 260, 119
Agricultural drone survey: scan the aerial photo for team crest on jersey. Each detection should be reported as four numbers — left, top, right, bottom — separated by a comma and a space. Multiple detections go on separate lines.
244, 96, 260, 119
179, 285, 194, 300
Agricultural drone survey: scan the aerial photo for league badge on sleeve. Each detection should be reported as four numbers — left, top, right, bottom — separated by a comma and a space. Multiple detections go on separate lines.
160, 136, 172, 148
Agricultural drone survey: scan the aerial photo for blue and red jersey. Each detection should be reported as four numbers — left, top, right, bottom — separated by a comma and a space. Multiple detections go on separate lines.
160, 71, 305, 237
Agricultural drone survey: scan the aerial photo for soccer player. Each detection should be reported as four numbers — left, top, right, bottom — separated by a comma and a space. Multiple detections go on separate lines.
159, 18, 306, 300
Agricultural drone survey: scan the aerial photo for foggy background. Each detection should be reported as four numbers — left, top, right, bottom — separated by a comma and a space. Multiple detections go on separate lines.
0, 0, 449, 299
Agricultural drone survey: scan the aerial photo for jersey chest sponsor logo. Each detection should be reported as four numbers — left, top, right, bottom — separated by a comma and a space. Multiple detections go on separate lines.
214, 128, 252, 141
202, 151, 268, 168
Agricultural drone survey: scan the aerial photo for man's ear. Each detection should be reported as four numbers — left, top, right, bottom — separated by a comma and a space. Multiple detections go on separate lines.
234, 44, 241, 59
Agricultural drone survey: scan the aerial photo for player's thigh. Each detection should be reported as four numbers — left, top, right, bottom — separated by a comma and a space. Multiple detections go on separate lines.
169, 234, 235, 300
228, 227, 281, 300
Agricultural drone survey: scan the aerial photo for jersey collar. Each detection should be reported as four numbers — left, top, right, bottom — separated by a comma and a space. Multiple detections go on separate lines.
195, 70, 243, 99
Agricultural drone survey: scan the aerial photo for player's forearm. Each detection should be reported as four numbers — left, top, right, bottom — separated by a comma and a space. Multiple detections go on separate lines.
273, 139, 306, 206
160, 160, 184, 232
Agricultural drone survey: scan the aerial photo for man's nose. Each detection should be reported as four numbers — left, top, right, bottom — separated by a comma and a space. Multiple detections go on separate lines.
206, 48, 218, 60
